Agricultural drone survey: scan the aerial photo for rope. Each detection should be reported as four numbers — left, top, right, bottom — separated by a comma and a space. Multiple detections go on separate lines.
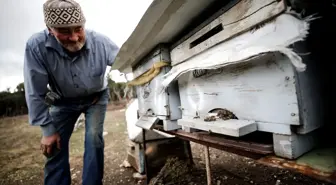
127, 61, 170, 86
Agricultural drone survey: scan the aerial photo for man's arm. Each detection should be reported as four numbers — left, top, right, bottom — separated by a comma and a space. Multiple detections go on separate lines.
105, 38, 120, 66
23, 43, 56, 136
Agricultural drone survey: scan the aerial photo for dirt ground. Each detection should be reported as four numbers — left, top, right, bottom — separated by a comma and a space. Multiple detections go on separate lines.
0, 104, 330, 185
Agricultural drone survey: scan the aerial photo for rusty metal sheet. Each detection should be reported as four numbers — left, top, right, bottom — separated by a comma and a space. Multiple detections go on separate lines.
258, 156, 336, 184
163, 130, 274, 159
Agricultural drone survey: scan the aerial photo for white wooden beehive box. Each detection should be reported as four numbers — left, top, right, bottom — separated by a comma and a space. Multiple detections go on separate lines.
163, 0, 323, 159
176, 53, 299, 136
166, 0, 323, 138
132, 45, 182, 131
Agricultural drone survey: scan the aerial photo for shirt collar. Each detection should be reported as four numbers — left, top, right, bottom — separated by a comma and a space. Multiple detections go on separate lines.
44, 29, 93, 57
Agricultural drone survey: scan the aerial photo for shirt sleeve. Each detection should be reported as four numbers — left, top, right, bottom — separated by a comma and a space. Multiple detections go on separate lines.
105, 38, 120, 66
23, 43, 56, 136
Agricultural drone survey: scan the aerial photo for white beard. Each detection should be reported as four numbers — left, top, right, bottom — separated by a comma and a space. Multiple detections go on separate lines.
54, 37, 85, 52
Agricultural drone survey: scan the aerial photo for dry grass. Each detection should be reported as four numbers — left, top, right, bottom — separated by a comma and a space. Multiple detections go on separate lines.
0, 115, 44, 185
0, 104, 139, 185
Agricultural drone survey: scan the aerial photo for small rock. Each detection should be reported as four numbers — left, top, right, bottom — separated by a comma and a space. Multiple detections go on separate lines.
211, 154, 218, 159
70, 168, 74, 172
133, 172, 146, 180
120, 160, 132, 168
76, 171, 81, 174
217, 180, 221, 185
250, 180, 254, 184
72, 174, 77, 179
275, 180, 281, 185
274, 175, 277, 178
103, 131, 108, 136
224, 176, 228, 180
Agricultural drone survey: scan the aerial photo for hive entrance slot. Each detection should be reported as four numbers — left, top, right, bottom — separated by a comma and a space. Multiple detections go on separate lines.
189, 24, 223, 49
205, 108, 238, 122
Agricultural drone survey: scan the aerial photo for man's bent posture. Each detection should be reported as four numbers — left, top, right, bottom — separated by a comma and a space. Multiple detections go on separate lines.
23, 0, 119, 184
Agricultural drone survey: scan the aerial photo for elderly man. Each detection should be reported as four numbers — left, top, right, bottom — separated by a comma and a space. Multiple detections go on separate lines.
23, 0, 119, 184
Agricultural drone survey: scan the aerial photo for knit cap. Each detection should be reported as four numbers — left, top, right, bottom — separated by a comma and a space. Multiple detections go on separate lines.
43, 0, 86, 28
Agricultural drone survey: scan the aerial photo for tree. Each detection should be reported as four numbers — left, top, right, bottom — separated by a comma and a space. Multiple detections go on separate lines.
16, 83, 25, 92
107, 78, 127, 102
0, 91, 11, 99
0, 82, 28, 117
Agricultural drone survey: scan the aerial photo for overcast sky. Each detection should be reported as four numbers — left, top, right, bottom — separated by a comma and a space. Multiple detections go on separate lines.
0, 0, 152, 91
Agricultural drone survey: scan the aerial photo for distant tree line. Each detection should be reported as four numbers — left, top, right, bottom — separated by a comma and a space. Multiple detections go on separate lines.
0, 78, 132, 117
0, 82, 27, 117
107, 78, 136, 102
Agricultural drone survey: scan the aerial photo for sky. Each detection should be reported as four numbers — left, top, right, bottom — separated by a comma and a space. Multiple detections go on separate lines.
0, 0, 152, 91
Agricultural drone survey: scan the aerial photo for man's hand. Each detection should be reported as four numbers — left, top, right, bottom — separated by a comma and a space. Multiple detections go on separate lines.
41, 133, 61, 157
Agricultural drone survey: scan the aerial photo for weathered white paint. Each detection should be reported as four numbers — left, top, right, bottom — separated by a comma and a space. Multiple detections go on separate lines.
163, 120, 181, 131
256, 122, 292, 135
126, 99, 168, 142
177, 53, 300, 128
163, 13, 311, 87
273, 131, 318, 159
181, 121, 292, 135
178, 119, 257, 137
181, 126, 199, 133
132, 47, 170, 79
170, 0, 286, 66
133, 50, 182, 131
136, 68, 169, 117
135, 47, 182, 120
136, 115, 160, 130
125, 98, 142, 140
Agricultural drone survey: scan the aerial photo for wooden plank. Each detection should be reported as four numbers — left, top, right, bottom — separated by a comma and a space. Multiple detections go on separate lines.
204, 146, 212, 185
136, 116, 160, 130
178, 119, 257, 137
171, 0, 286, 66
257, 121, 292, 135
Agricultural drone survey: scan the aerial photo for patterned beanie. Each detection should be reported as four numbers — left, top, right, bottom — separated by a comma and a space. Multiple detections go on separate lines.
43, 0, 86, 28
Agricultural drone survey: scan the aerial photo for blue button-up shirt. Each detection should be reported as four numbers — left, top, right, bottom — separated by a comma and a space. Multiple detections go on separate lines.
23, 29, 119, 136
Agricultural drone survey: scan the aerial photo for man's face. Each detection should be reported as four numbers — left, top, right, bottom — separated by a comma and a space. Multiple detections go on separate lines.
49, 26, 86, 52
